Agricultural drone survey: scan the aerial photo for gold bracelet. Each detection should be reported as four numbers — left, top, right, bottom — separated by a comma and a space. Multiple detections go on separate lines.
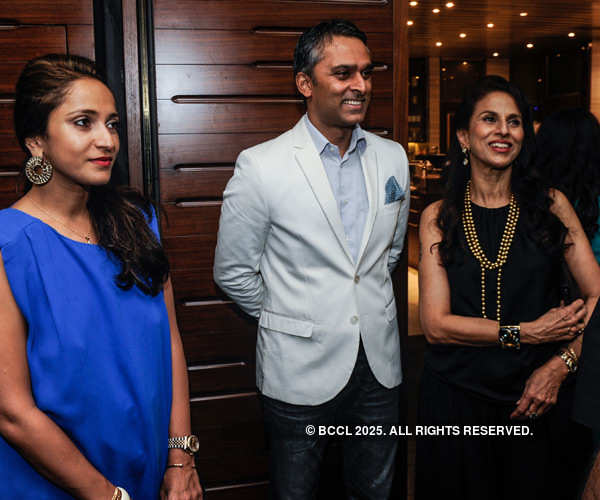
167, 463, 196, 468
566, 347, 578, 363
112, 488, 122, 500
558, 349, 578, 373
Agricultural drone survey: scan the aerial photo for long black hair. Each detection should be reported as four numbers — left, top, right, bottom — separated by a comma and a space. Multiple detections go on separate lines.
436, 75, 567, 265
535, 108, 600, 242
14, 54, 169, 296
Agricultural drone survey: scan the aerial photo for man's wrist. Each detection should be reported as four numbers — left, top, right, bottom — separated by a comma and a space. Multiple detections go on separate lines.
168, 448, 195, 465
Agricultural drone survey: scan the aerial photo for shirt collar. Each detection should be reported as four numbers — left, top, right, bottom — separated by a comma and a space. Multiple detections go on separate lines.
304, 114, 365, 157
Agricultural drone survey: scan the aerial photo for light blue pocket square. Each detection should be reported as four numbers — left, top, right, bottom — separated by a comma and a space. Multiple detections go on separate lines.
385, 176, 405, 204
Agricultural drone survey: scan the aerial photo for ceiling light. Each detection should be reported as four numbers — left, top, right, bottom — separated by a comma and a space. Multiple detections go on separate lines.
459, 33, 467, 38
526, 42, 534, 48
433, 8, 440, 13
568, 32, 576, 38
409, 1, 418, 5
407, 20, 414, 26
442, 67, 447, 71
487, 23, 494, 28
462, 61, 468, 65
493, 52, 499, 57
520, 12, 528, 16
446, 2, 455, 7
436, 41, 443, 47
415, 75, 420, 79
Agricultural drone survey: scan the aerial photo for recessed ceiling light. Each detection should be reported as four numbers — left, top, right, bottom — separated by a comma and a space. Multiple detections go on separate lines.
459, 33, 467, 38
487, 23, 494, 28
436, 41, 443, 46
446, 2, 455, 7
493, 52, 499, 57
520, 12, 528, 16
462, 61, 468, 65
568, 32, 576, 38
407, 20, 414, 26
433, 8, 440, 13
526, 42, 534, 48
410, 1, 418, 5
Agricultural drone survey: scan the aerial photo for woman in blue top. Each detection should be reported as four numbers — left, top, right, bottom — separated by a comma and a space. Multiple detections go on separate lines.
0, 55, 202, 499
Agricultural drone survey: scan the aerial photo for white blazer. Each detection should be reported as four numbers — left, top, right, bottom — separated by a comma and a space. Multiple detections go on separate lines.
213, 118, 410, 405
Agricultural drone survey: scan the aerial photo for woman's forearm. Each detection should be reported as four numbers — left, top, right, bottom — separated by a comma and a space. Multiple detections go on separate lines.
167, 327, 194, 465
0, 404, 114, 500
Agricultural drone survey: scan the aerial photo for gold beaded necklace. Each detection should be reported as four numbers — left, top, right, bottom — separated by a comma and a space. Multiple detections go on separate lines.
462, 180, 519, 322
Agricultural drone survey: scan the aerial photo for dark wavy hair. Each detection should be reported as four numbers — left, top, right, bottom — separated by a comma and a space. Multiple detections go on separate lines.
436, 75, 567, 265
14, 54, 169, 296
534, 108, 600, 242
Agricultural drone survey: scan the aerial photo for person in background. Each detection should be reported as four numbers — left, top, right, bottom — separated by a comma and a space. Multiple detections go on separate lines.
214, 19, 410, 499
0, 54, 202, 499
417, 76, 600, 499
534, 108, 600, 499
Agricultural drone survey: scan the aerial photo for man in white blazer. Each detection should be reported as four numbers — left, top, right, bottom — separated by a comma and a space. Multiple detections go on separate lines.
214, 20, 410, 499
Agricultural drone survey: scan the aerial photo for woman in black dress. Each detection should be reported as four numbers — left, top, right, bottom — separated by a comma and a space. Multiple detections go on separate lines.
416, 76, 600, 499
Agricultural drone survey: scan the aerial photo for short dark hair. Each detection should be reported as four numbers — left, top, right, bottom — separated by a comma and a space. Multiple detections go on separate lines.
293, 19, 367, 77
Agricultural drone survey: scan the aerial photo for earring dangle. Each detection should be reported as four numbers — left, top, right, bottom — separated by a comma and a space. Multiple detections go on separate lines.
461, 146, 470, 167
24, 156, 53, 185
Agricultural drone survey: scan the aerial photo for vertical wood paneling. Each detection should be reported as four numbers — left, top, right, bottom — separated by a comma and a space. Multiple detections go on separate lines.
428, 57, 441, 149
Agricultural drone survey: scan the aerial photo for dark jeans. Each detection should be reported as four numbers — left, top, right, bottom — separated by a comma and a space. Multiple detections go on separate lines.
261, 340, 400, 500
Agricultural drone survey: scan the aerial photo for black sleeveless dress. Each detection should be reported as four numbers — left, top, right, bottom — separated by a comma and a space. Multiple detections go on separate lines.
415, 203, 591, 500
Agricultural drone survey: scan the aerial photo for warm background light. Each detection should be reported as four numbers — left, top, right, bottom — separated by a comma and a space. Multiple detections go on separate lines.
493, 52, 499, 57
407, 20, 414, 26
433, 8, 440, 13
436, 41, 443, 46
487, 23, 494, 28
568, 32, 576, 38
409, 1, 418, 6
526, 42, 534, 48
459, 33, 467, 38
520, 12, 528, 16
446, 2, 455, 7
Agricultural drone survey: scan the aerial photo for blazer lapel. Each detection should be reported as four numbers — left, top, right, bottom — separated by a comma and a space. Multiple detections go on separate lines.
293, 121, 354, 264
356, 143, 379, 267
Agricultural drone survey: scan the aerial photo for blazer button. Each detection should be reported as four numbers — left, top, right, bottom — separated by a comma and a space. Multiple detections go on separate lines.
350, 315, 359, 325
354, 275, 360, 284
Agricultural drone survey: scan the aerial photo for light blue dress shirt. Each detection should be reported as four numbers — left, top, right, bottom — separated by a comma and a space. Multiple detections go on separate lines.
304, 114, 369, 263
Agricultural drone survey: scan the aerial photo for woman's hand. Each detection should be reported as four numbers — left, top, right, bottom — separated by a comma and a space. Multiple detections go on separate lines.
160, 464, 203, 500
521, 299, 586, 344
510, 356, 569, 419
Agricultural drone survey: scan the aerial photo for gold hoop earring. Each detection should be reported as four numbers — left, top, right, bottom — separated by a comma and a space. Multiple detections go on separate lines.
25, 156, 53, 185
461, 146, 470, 167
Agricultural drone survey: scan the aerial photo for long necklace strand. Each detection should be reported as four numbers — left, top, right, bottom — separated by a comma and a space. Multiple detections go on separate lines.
461, 180, 519, 322
29, 199, 94, 244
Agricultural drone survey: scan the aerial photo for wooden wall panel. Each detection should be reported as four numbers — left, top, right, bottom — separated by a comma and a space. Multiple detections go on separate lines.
0, 136, 24, 169
0, 27, 67, 62
0, 63, 26, 94
157, 98, 393, 134
0, 104, 15, 135
160, 167, 233, 202
0, 0, 93, 24
191, 394, 269, 485
156, 64, 393, 98
67, 25, 95, 60
159, 133, 285, 167
153, 0, 393, 31
155, 30, 393, 65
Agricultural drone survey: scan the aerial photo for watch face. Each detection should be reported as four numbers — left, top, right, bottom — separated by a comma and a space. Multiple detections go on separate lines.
188, 435, 200, 453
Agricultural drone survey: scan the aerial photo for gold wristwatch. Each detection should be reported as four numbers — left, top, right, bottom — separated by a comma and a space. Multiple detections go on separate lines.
168, 435, 200, 455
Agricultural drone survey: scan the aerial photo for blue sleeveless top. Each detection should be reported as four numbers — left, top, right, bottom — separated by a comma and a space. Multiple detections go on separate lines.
0, 208, 172, 498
